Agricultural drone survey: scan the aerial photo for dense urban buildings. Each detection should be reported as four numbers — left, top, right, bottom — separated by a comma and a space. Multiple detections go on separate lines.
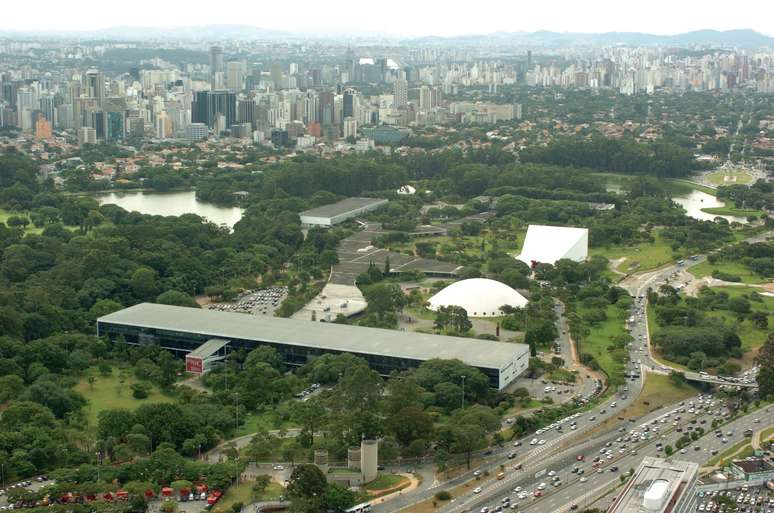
4, 35, 774, 150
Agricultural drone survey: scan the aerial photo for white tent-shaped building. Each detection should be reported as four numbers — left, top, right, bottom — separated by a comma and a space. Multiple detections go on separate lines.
516, 225, 588, 267
427, 278, 528, 317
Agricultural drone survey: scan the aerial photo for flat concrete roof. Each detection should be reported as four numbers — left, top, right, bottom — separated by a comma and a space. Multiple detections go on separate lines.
300, 197, 388, 220
98, 303, 527, 370
608, 457, 698, 513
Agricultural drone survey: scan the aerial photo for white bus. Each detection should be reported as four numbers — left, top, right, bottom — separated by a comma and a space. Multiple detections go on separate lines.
345, 503, 372, 513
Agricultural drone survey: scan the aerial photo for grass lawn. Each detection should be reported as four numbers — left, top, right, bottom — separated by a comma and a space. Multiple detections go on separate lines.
706, 170, 754, 186
595, 373, 697, 434
236, 410, 297, 437
386, 228, 524, 262
577, 304, 629, 388
590, 230, 674, 274
700, 204, 764, 217
404, 305, 437, 322
75, 367, 174, 428
760, 427, 774, 443
216, 480, 283, 512
0, 208, 45, 234
620, 374, 696, 418
706, 287, 774, 354
665, 179, 717, 196
647, 287, 772, 370
365, 474, 409, 491
706, 439, 751, 467
689, 261, 766, 284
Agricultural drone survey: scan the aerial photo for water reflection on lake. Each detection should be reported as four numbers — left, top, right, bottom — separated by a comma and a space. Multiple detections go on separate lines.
94, 190, 244, 228
672, 190, 747, 224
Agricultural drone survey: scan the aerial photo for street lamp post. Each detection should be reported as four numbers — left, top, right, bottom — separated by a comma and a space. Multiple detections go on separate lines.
461, 375, 466, 409
235, 392, 240, 484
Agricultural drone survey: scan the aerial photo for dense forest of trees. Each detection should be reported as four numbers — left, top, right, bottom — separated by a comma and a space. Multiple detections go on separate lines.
519, 136, 703, 177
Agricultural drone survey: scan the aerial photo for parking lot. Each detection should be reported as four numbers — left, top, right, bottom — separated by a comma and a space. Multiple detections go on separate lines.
694, 486, 774, 513
207, 286, 288, 316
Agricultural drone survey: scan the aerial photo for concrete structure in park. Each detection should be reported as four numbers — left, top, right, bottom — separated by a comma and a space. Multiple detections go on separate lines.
516, 224, 589, 267
97, 303, 530, 389
184, 338, 229, 374
427, 278, 528, 317
607, 457, 699, 513
299, 197, 388, 227
313, 439, 379, 486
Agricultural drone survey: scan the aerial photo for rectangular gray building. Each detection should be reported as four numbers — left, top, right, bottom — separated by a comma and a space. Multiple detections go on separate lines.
299, 197, 388, 227
97, 303, 529, 389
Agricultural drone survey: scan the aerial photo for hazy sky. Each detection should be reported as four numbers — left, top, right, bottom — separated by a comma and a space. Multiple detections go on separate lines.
4, 0, 773, 37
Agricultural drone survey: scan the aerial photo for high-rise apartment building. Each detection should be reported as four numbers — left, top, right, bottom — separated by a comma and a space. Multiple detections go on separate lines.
210, 46, 224, 90
226, 60, 245, 91
34, 114, 52, 139
393, 78, 408, 108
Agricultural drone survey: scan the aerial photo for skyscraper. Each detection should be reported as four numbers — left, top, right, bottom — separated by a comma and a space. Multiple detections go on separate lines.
82, 70, 106, 106
226, 60, 245, 91
193, 91, 237, 131
210, 46, 224, 90
319, 91, 334, 126
342, 88, 357, 119
419, 85, 432, 110
237, 99, 256, 126
393, 78, 408, 108
270, 63, 283, 90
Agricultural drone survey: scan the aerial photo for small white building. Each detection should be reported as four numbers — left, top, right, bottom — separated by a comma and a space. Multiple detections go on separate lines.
516, 225, 589, 266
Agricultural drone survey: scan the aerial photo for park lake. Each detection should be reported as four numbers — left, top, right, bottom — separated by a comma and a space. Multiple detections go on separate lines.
671, 189, 747, 224
94, 190, 244, 228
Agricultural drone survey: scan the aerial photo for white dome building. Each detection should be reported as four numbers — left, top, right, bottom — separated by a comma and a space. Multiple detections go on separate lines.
427, 278, 528, 317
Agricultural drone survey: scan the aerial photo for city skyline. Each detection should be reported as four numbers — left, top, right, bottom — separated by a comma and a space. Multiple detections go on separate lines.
2, 0, 774, 38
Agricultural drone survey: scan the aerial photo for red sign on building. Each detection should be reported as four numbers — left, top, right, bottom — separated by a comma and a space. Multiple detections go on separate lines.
186, 356, 203, 374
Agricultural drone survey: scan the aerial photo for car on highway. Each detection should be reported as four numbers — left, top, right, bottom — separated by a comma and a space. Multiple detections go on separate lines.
538, 439, 546, 445
580, 477, 588, 483
273, 465, 284, 471
473, 487, 482, 494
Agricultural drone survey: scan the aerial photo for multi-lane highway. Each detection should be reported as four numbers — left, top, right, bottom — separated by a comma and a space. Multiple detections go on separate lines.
444, 399, 773, 513
383, 303, 650, 513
